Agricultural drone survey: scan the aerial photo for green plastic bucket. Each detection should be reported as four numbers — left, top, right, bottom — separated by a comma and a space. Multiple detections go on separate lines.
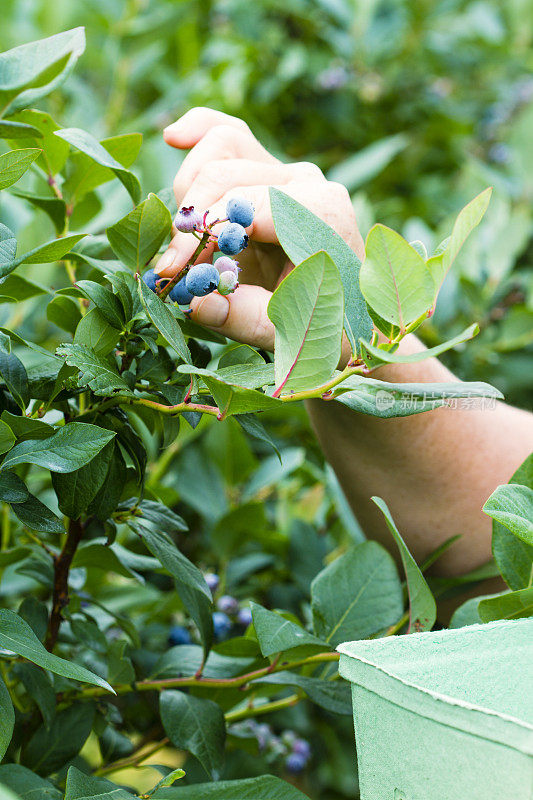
338, 619, 533, 800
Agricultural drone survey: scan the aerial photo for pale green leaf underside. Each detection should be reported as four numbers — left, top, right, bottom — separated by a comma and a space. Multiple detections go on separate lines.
268, 251, 344, 395
360, 223, 434, 328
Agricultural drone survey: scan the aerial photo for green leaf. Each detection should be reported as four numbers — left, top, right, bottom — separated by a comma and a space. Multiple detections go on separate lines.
1, 421, 115, 473
0, 149, 40, 190
0, 224, 16, 267
360, 224, 434, 329
0, 676, 14, 762
491, 454, 533, 590
359, 323, 480, 368
9, 190, 66, 234
0, 471, 29, 502
55, 128, 141, 205
6, 110, 69, 176
57, 343, 134, 396
254, 671, 351, 715
138, 277, 191, 363
269, 187, 372, 355
46, 295, 82, 335
1, 411, 53, 441
179, 367, 281, 417
250, 602, 328, 657
0, 765, 62, 799
107, 193, 172, 270
333, 374, 503, 417
73, 308, 120, 355
478, 587, 533, 622
132, 526, 211, 600
327, 133, 408, 191
267, 251, 344, 395
0, 28, 85, 116
483, 484, 533, 545
62, 132, 142, 202
427, 188, 492, 294
10, 493, 64, 533
0, 120, 43, 138
76, 280, 125, 329
0, 274, 47, 302
0, 609, 113, 692
0, 783, 20, 800
151, 775, 310, 799
21, 704, 94, 777
160, 690, 226, 779
311, 541, 403, 646
15, 663, 55, 729
0, 347, 29, 411
372, 497, 436, 632
0, 234, 86, 279
0, 420, 15, 454
52, 440, 114, 519
64, 766, 135, 800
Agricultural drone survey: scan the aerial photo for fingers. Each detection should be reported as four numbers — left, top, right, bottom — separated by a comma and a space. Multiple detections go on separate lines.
154, 178, 347, 279
189, 284, 275, 352
171, 125, 279, 206
163, 107, 253, 149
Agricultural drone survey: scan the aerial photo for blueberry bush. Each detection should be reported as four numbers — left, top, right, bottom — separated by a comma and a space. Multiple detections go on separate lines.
0, 11, 532, 800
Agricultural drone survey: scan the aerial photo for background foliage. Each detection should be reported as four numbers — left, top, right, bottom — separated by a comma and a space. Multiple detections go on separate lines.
0, 1, 532, 799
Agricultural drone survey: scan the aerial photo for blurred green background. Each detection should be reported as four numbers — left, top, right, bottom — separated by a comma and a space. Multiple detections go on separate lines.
0, 4, 532, 796
2, 0, 532, 405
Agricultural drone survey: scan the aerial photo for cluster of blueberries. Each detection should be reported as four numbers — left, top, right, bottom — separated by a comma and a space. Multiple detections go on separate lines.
142, 196, 254, 306
167, 571, 253, 647
236, 720, 312, 775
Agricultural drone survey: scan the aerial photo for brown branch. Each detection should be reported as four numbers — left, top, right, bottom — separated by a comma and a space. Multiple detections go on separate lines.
45, 518, 84, 651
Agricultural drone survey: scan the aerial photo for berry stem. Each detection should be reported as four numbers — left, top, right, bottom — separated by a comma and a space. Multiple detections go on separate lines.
158, 230, 211, 300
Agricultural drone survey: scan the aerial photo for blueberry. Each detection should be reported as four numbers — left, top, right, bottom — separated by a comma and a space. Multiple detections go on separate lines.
292, 738, 311, 759
169, 276, 194, 305
214, 256, 239, 276
217, 270, 239, 296
142, 268, 158, 292
285, 752, 307, 774
168, 625, 191, 646
212, 611, 232, 641
218, 223, 249, 255
237, 607, 252, 626
217, 595, 239, 615
175, 206, 203, 233
204, 572, 220, 594
255, 723, 273, 751
226, 196, 254, 228
185, 263, 220, 297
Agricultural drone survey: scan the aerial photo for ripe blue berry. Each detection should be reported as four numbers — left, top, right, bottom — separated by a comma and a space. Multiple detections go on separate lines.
226, 196, 254, 228
218, 223, 249, 255
169, 276, 194, 305
214, 256, 239, 276
292, 738, 311, 759
212, 611, 232, 641
142, 268, 158, 292
217, 270, 238, 296
168, 625, 191, 646
285, 753, 307, 774
237, 607, 252, 626
185, 263, 220, 297
204, 572, 220, 594
217, 595, 239, 615
175, 206, 203, 233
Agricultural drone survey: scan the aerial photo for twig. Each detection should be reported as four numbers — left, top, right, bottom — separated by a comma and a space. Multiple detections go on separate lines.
45, 518, 84, 651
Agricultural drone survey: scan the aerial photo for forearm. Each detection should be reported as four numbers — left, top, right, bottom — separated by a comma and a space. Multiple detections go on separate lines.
306, 335, 533, 576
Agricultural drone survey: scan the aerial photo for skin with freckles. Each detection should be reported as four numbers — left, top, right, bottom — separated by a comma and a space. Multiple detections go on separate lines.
157, 106, 533, 582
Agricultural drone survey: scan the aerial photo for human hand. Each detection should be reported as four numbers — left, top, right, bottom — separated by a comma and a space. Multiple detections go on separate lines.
155, 107, 363, 357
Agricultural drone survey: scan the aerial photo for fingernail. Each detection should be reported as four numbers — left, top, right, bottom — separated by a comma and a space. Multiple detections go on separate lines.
155, 250, 175, 274
193, 293, 229, 328
164, 121, 182, 134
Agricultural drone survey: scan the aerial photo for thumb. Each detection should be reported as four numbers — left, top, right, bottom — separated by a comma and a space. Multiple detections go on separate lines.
189, 284, 275, 352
